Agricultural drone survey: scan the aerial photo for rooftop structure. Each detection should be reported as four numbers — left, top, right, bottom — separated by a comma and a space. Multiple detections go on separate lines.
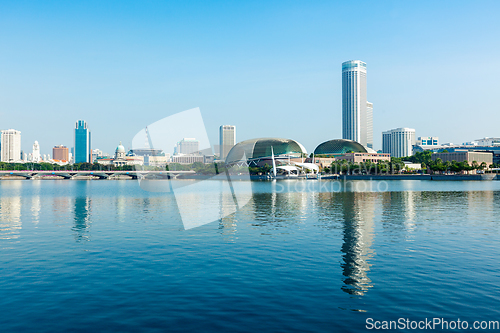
225, 138, 307, 167
313, 139, 368, 157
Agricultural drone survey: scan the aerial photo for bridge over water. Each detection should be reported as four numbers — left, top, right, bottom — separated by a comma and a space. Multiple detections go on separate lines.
0, 170, 195, 180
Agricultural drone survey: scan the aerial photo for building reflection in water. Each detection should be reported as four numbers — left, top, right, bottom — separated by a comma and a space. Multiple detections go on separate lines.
381, 191, 419, 237
250, 183, 308, 230
31, 195, 41, 225
73, 197, 92, 242
116, 196, 127, 223
0, 181, 23, 240
218, 188, 238, 239
467, 190, 494, 226
0, 195, 22, 240
337, 192, 376, 296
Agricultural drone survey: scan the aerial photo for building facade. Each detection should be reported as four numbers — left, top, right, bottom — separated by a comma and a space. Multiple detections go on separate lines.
431, 151, 493, 166
474, 137, 500, 146
335, 152, 391, 164
171, 154, 204, 164
176, 138, 199, 155
342, 60, 372, 148
32, 141, 41, 162
416, 137, 439, 146
219, 125, 236, 160
1, 129, 21, 163
74, 120, 92, 163
382, 128, 416, 158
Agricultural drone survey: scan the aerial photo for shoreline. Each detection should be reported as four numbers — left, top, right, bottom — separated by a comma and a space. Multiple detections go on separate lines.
1, 174, 498, 181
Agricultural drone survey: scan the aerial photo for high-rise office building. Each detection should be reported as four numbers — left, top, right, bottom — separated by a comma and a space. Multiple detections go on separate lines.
53, 145, 69, 161
382, 128, 416, 158
176, 138, 200, 155
1, 129, 21, 163
74, 120, 91, 163
342, 60, 373, 148
33, 141, 41, 162
366, 102, 373, 149
219, 125, 236, 160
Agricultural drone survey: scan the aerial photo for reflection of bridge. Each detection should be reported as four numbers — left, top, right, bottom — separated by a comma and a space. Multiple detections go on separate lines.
0, 170, 195, 180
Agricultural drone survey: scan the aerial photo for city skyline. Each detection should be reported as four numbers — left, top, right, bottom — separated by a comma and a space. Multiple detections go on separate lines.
1, 1, 499, 155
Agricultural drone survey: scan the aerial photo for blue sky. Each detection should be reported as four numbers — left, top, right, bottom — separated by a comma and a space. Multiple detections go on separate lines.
1, 0, 499, 156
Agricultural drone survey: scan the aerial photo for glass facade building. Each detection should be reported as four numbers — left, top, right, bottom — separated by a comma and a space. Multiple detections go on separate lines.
342, 60, 372, 148
74, 120, 91, 163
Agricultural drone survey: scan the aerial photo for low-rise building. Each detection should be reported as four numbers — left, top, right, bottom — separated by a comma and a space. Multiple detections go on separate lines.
144, 155, 169, 167
171, 154, 204, 165
335, 153, 391, 164
403, 161, 422, 170
431, 151, 493, 166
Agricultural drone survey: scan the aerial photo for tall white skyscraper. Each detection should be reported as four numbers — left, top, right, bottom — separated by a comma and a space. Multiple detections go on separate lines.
342, 60, 373, 148
32, 141, 41, 163
366, 102, 373, 149
382, 128, 416, 158
1, 129, 22, 163
219, 125, 236, 160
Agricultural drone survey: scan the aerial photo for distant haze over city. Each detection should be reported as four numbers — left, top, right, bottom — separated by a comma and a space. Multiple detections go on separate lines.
1, 1, 499, 156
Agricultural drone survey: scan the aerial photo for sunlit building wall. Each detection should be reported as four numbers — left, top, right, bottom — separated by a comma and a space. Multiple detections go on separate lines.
1, 129, 21, 163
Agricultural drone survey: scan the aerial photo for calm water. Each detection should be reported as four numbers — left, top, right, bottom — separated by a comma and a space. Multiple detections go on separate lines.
1, 180, 500, 332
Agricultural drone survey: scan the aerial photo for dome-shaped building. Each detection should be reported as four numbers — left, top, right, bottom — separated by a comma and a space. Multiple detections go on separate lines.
225, 138, 307, 166
313, 139, 369, 157
114, 142, 127, 166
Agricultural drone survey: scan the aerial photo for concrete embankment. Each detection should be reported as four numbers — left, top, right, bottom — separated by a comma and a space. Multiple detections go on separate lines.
178, 174, 500, 181
334, 174, 498, 181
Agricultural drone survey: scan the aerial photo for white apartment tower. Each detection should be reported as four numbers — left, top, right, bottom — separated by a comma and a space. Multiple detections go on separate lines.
342, 60, 373, 148
219, 125, 236, 160
382, 128, 416, 158
32, 141, 41, 163
1, 129, 22, 163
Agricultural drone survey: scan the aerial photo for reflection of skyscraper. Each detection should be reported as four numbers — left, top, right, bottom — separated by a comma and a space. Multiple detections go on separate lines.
0, 182, 22, 239
74, 120, 92, 163
338, 192, 376, 296
219, 125, 236, 160
73, 197, 92, 242
342, 60, 372, 148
